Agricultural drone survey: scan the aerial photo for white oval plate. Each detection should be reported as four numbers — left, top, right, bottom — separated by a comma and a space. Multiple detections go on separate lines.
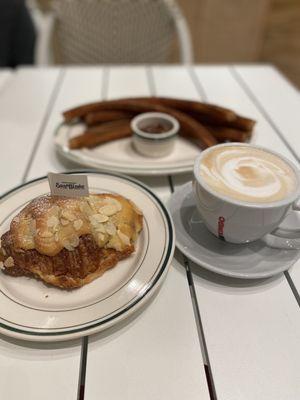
0, 172, 175, 341
168, 182, 300, 279
55, 122, 201, 175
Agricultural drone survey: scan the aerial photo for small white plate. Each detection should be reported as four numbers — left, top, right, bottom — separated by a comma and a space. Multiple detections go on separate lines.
0, 172, 175, 341
55, 122, 202, 175
168, 182, 300, 279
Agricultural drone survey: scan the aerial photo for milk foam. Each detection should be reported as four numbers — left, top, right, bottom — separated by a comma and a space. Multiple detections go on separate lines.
199, 146, 297, 203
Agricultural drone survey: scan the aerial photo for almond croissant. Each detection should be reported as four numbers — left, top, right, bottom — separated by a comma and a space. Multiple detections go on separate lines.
0, 194, 143, 289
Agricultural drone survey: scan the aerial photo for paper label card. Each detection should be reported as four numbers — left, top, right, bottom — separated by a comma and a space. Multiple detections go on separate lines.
48, 173, 89, 197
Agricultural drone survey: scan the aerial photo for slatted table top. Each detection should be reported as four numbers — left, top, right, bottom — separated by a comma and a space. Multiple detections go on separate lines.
0, 65, 299, 400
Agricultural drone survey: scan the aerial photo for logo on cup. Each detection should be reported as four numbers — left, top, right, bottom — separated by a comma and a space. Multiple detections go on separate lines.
218, 216, 225, 240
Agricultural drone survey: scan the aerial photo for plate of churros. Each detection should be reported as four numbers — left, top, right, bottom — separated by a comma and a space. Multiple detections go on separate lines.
0, 171, 174, 341
55, 97, 256, 175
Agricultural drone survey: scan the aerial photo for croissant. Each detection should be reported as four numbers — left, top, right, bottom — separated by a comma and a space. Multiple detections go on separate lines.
0, 194, 143, 289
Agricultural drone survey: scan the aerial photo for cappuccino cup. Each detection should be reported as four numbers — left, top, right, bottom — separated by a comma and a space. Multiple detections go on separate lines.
193, 143, 300, 247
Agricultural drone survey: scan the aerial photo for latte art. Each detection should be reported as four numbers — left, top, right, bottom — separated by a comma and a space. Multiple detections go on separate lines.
199, 146, 297, 203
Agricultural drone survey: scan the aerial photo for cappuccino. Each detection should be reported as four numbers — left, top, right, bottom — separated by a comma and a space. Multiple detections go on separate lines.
199, 145, 297, 203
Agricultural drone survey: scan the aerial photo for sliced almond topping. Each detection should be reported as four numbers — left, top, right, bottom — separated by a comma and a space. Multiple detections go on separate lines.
94, 214, 109, 223
73, 219, 83, 231
99, 205, 118, 217
61, 210, 76, 221
63, 242, 74, 251
95, 223, 106, 233
105, 222, 116, 236
69, 235, 79, 248
4, 256, 14, 268
80, 202, 93, 216
87, 197, 98, 209
2, 248, 6, 256
89, 214, 109, 225
97, 233, 105, 242
39, 230, 53, 238
108, 236, 123, 252
0, 261, 4, 269
54, 232, 60, 242
117, 230, 131, 246
60, 218, 69, 226
62, 235, 79, 251
47, 215, 59, 228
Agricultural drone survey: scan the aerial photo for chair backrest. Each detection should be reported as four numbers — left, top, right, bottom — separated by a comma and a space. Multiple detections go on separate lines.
52, 0, 184, 64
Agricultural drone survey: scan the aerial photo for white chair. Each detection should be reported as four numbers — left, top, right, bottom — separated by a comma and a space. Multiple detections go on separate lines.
31, 0, 193, 65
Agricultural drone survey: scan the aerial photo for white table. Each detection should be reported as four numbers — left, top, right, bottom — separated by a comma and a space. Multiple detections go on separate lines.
0, 65, 299, 400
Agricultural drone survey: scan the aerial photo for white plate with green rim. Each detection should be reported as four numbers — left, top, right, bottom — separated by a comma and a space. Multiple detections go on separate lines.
0, 171, 175, 341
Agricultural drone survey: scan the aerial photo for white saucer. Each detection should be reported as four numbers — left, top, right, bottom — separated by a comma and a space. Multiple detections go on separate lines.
168, 182, 300, 279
